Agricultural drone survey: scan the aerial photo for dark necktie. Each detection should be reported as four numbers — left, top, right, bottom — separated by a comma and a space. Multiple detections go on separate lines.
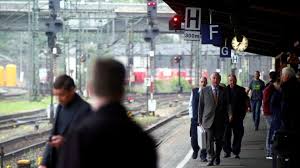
213, 88, 218, 104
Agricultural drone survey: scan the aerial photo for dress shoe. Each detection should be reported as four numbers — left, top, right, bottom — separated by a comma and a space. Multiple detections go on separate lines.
201, 158, 208, 162
235, 155, 240, 159
215, 157, 220, 165
206, 161, 214, 166
223, 153, 231, 158
192, 151, 198, 159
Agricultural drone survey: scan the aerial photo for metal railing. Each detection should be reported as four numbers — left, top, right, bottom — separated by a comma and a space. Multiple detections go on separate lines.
0, 1, 174, 13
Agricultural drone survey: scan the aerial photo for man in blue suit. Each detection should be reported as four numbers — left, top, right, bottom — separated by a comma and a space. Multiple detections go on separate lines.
39, 75, 92, 168
188, 76, 208, 161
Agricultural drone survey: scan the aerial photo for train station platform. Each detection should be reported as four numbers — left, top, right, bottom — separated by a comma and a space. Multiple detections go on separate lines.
156, 112, 272, 168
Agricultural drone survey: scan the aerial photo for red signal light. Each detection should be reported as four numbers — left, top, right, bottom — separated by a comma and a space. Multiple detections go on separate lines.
169, 14, 182, 30
147, 2, 156, 7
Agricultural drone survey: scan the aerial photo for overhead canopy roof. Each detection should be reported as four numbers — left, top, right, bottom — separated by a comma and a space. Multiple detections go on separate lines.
162, 0, 300, 56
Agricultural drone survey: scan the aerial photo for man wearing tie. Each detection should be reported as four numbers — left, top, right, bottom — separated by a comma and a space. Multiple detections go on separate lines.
198, 72, 228, 166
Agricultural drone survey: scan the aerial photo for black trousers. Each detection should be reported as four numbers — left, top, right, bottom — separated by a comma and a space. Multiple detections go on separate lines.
223, 120, 244, 155
205, 122, 224, 161
190, 119, 207, 160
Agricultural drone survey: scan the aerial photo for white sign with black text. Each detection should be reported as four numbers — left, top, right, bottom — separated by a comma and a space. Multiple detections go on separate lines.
232, 55, 238, 64
184, 31, 201, 41
184, 7, 201, 41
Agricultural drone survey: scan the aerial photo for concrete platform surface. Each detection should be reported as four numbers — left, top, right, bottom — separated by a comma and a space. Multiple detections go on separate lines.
157, 113, 272, 168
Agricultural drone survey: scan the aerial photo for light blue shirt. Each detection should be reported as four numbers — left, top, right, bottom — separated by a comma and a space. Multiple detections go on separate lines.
211, 85, 219, 97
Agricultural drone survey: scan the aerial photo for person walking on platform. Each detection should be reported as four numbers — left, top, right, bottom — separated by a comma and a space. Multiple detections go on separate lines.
280, 67, 300, 132
39, 75, 92, 168
269, 79, 282, 161
262, 71, 277, 159
271, 67, 299, 168
188, 76, 208, 161
223, 75, 248, 159
247, 71, 265, 131
60, 58, 157, 168
198, 72, 228, 166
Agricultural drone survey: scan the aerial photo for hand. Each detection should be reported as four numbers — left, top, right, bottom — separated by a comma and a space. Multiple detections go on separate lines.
229, 115, 233, 123
49, 135, 64, 148
38, 166, 47, 168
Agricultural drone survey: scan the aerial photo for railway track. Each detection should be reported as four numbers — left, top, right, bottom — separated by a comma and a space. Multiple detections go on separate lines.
0, 93, 186, 121
130, 93, 189, 103
0, 108, 188, 163
0, 109, 46, 122
0, 88, 27, 101
0, 93, 189, 165
0, 113, 48, 131
0, 130, 50, 159
0, 94, 188, 131
128, 95, 189, 116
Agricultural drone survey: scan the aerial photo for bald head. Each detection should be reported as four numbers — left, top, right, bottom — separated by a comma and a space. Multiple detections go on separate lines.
210, 72, 221, 86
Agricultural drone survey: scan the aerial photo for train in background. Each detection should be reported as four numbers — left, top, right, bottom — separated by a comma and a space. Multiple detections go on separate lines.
132, 68, 209, 84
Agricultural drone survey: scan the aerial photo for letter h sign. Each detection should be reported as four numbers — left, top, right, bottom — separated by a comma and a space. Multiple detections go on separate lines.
185, 8, 201, 31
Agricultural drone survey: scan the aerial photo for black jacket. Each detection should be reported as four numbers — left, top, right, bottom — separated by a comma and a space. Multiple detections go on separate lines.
59, 102, 158, 168
226, 85, 248, 123
281, 77, 300, 131
41, 94, 92, 168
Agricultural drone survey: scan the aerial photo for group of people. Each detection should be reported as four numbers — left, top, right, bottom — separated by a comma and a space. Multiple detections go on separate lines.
262, 67, 299, 167
189, 67, 299, 166
39, 59, 158, 168
249, 68, 299, 164
189, 72, 248, 166
39, 57, 298, 168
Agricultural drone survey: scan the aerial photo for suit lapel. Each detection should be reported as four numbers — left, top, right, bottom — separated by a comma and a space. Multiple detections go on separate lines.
61, 103, 79, 135
217, 88, 222, 106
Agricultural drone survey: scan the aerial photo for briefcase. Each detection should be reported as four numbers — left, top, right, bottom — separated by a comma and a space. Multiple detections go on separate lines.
197, 126, 207, 149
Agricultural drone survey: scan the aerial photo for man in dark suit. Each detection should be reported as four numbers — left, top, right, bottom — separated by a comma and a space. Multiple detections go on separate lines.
39, 75, 92, 168
60, 59, 157, 168
198, 72, 228, 166
188, 76, 208, 161
223, 74, 248, 159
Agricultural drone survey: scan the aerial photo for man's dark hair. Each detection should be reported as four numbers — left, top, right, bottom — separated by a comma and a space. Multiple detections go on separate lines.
228, 74, 237, 80
269, 71, 277, 81
53, 74, 76, 90
92, 58, 125, 98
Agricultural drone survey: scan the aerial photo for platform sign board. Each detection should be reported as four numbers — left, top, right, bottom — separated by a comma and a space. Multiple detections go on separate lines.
184, 31, 201, 41
144, 78, 151, 87
232, 55, 238, 64
148, 99, 157, 112
201, 24, 221, 45
220, 46, 231, 58
184, 7, 201, 41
